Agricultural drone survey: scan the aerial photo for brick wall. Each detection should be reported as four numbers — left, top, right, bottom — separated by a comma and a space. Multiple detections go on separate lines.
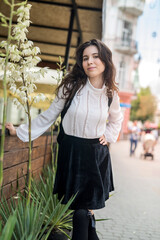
1, 132, 57, 200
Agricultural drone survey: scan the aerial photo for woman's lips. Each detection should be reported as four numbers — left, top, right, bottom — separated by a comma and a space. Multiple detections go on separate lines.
87, 67, 96, 70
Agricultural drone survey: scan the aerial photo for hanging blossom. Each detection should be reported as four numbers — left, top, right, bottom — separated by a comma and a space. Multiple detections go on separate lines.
17, 4, 32, 21
0, 3, 48, 109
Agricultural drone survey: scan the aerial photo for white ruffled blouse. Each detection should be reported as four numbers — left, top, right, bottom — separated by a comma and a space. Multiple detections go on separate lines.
17, 79, 123, 143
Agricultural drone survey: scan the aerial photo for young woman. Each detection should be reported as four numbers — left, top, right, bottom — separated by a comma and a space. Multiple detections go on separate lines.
6, 39, 123, 240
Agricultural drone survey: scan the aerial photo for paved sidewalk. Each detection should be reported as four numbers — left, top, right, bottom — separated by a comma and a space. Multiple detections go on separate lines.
95, 140, 160, 240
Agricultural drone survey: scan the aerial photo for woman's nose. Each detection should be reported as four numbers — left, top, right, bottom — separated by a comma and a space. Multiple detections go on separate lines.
87, 57, 93, 64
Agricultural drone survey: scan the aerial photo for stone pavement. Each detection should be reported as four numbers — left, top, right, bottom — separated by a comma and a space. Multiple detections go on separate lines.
95, 139, 160, 240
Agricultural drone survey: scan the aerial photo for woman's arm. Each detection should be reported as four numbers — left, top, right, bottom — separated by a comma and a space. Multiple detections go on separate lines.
6, 88, 66, 142
104, 92, 123, 143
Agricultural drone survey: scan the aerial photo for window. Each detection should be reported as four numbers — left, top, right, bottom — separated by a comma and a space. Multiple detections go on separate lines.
118, 60, 126, 89
122, 21, 132, 46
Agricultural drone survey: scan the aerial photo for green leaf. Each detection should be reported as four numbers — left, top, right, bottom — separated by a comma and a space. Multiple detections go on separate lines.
1, 17, 7, 25
30, 166, 75, 236
96, 218, 111, 222
0, 13, 6, 18
14, 0, 28, 7
0, 221, 2, 234
0, 212, 17, 240
1, 24, 8, 28
0, 53, 6, 57
3, 0, 11, 6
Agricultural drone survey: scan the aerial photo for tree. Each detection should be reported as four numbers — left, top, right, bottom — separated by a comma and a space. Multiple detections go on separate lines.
130, 87, 157, 122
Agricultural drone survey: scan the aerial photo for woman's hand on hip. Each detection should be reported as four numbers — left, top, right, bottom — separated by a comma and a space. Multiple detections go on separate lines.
99, 135, 108, 146
5, 123, 17, 136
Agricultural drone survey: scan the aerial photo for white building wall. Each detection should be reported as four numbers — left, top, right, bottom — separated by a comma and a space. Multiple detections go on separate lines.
102, 0, 144, 93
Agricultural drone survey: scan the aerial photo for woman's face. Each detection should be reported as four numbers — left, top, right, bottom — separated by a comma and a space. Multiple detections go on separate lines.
82, 45, 105, 81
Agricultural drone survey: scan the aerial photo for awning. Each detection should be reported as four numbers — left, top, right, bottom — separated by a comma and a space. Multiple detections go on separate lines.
0, 0, 103, 69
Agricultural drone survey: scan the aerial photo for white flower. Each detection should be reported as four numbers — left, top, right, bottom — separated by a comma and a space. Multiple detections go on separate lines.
13, 27, 27, 42
19, 91, 26, 98
12, 25, 22, 36
32, 56, 41, 66
19, 30, 27, 42
16, 89, 20, 95
10, 85, 17, 94
34, 71, 41, 80
27, 84, 37, 94
9, 53, 21, 62
25, 71, 35, 84
0, 2, 47, 111
27, 85, 33, 94
20, 86, 28, 92
0, 41, 7, 49
13, 98, 21, 107
24, 4, 32, 19
21, 41, 33, 49
21, 96, 28, 103
33, 95, 39, 103
40, 68, 48, 77
34, 94, 46, 103
8, 63, 16, 72
39, 93, 46, 101
22, 48, 32, 56
32, 47, 40, 55
22, 20, 31, 28
17, 6, 25, 18
17, 4, 32, 21
27, 41, 34, 48
8, 44, 16, 52
24, 56, 32, 63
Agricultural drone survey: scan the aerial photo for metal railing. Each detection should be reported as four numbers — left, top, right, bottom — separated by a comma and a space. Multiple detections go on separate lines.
115, 37, 137, 53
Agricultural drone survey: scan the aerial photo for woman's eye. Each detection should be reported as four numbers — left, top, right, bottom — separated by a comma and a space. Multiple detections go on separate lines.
83, 58, 88, 61
94, 55, 99, 58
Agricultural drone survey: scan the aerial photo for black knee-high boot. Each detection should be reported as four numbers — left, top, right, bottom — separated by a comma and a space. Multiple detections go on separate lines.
72, 209, 90, 240
87, 212, 99, 240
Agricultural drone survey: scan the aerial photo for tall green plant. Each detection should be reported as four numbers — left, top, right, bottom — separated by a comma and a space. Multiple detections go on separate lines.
0, 1, 46, 203
48, 57, 65, 172
0, 0, 28, 189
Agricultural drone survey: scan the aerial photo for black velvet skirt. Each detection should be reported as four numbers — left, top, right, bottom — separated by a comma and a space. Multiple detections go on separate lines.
53, 134, 114, 210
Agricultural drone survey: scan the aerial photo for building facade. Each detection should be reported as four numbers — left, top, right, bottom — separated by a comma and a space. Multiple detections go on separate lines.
102, 0, 145, 138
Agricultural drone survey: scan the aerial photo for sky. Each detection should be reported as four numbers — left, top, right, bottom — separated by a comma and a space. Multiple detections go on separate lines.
136, 0, 160, 97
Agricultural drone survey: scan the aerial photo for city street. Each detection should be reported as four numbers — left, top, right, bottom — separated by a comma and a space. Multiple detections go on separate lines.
95, 140, 160, 240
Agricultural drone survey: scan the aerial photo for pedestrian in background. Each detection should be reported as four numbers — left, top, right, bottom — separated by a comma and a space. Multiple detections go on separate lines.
128, 120, 140, 156
6, 39, 123, 240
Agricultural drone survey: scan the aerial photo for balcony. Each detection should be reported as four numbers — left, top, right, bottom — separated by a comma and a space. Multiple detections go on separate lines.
118, 0, 145, 17
114, 38, 137, 55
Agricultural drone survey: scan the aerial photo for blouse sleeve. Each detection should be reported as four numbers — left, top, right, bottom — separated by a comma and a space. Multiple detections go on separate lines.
16, 87, 66, 142
104, 92, 123, 143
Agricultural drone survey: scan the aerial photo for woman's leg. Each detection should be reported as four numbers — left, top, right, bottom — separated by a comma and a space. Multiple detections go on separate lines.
130, 139, 133, 156
72, 209, 89, 240
88, 210, 99, 240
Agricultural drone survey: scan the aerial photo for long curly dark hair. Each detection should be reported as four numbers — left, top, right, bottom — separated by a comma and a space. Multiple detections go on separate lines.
56, 39, 118, 103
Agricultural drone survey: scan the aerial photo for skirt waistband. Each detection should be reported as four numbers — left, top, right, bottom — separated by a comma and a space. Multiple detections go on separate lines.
64, 133, 100, 144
